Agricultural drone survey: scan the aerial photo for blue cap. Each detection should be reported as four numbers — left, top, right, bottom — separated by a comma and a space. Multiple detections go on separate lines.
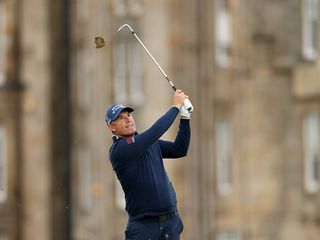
105, 104, 134, 124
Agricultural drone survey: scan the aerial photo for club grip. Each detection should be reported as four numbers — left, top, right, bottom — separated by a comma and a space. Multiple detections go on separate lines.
184, 98, 194, 113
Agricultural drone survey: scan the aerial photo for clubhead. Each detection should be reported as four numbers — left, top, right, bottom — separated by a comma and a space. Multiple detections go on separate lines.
117, 24, 134, 33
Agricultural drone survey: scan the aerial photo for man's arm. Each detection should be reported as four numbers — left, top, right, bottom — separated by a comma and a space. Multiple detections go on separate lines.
110, 107, 180, 161
159, 119, 191, 158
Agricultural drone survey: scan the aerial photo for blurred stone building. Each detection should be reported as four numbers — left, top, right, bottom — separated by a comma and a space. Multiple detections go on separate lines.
1, 0, 320, 240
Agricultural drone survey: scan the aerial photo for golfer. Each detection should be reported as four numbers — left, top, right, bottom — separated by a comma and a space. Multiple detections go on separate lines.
106, 89, 192, 240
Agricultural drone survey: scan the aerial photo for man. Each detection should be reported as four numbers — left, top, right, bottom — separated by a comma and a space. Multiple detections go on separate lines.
106, 89, 192, 240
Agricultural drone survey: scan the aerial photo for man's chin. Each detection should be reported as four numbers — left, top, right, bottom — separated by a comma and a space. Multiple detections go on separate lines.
124, 130, 136, 137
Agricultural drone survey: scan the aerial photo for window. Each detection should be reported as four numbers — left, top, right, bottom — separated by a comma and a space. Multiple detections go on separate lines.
113, 41, 127, 103
215, 119, 232, 196
0, 126, 7, 203
113, 39, 144, 106
303, 112, 320, 193
214, 0, 232, 67
217, 230, 241, 240
302, 0, 318, 60
78, 149, 92, 211
75, 0, 89, 21
115, 180, 125, 210
128, 0, 143, 16
0, 231, 8, 240
113, 0, 143, 17
113, 0, 127, 16
0, 1, 7, 85
129, 42, 144, 104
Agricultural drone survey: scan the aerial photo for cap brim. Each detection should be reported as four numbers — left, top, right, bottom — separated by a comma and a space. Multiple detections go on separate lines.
121, 107, 134, 113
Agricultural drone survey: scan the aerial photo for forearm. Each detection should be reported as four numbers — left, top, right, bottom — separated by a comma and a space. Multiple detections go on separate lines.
142, 107, 180, 142
160, 119, 191, 158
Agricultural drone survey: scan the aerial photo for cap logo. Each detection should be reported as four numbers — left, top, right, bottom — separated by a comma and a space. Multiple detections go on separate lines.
111, 104, 125, 114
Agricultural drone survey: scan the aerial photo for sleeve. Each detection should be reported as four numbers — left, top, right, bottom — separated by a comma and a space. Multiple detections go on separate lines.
110, 107, 180, 162
159, 119, 191, 158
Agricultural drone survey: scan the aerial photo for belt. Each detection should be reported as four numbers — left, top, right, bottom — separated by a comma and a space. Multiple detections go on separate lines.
140, 211, 178, 223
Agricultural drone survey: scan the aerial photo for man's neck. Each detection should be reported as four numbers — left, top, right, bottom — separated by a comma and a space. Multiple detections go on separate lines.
112, 133, 136, 139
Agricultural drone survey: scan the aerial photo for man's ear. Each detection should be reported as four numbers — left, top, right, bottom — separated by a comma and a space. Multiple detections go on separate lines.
107, 123, 116, 132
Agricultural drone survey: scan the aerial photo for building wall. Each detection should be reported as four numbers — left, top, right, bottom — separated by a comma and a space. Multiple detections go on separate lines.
1, 0, 320, 240
20, 0, 52, 239
0, 0, 23, 239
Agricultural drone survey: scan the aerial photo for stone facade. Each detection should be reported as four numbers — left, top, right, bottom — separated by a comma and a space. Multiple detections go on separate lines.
0, 0, 320, 240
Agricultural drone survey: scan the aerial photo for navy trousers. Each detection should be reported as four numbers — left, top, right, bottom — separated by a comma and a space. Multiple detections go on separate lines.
125, 212, 184, 240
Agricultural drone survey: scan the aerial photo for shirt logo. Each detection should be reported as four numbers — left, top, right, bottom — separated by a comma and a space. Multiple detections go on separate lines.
126, 137, 135, 144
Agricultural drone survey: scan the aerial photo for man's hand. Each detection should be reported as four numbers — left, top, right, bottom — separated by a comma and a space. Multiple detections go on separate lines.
173, 90, 187, 109
184, 98, 194, 113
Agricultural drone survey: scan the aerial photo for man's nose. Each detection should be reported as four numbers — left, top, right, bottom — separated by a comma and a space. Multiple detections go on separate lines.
123, 116, 131, 122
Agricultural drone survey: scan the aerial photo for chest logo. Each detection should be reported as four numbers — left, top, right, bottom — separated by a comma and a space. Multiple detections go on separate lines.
126, 137, 135, 144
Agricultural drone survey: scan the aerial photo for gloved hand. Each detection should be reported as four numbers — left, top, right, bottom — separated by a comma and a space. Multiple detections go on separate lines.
184, 98, 194, 113
180, 104, 191, 119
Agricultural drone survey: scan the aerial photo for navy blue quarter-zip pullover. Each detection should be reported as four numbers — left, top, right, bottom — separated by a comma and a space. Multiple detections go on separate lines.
109, 107, 190, 220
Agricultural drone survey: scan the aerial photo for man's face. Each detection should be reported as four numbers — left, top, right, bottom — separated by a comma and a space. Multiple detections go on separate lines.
107, 111, 136, 138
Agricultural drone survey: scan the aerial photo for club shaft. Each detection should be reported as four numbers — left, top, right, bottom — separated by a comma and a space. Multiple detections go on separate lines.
129, 30, 177, 91
119, 24, 193, 112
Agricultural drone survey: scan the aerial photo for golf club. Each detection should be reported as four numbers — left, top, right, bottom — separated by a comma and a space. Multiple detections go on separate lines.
117, 24, 194, 113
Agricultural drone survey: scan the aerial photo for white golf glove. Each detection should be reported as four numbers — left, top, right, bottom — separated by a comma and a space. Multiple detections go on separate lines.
180, 105, 191, 119
184, 98, 194, 113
